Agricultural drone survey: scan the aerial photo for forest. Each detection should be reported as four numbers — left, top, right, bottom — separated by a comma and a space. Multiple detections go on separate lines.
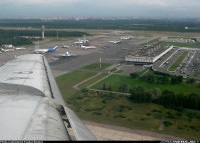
0, 29, 89, 46
0, 18, 200, 32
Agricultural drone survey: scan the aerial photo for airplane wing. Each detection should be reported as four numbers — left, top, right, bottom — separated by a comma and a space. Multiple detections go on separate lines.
0, 54, 97, 141
34, 49, 49, 53
55, 54, 65, 57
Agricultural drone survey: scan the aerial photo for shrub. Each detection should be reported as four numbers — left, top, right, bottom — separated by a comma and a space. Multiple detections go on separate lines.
164, 121, 172, 127
130, 73, 139, 79
93, 112, 102, 116
81, 88, 88, 93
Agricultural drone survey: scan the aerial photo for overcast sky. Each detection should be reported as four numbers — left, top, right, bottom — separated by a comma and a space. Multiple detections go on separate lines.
0, 0, 200, 18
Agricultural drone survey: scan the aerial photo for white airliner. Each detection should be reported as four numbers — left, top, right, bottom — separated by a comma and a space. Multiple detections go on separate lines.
109, 40, 121, 44
74, 40, 84, 44
33, 46, 58, 54
55, 51, 77, 57
1, 46, 26, 52
13, 46, 26, 50
81, 45, 96, 49
121, 37, 131, 40
61, 43, 69, 48
74, 39, 89, 45
1, 48, 14, 52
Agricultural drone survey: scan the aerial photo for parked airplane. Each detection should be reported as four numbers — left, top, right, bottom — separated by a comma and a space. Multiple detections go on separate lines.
0, 54, 96, 140
33, 46, 58, 54
74, 40, 84, 44
109, 40, 121, 44
55, 51, 77, 57
13, 46, 26, 50
1, 48, 14, 52
74, 39, 89, 45
81, 45, 96, 49
121, 37, 131, 40
61, 43, 69, 48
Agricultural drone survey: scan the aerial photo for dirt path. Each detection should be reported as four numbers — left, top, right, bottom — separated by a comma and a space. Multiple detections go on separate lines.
87, 74, 111, 88
88, 88, 131, 96
83, 120, 185, 141
73, 73, 101, 90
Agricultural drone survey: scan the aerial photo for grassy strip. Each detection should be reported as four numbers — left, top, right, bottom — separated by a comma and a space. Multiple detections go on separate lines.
110, 68, 117, 73
194, 72, 200, 76
141, 38, 159, 45
78, 73, 108, 89
134, 67, 150, 75
92, 74, 200, 95
161, 42, 200, 48
110, 65, 124, 73
169, 51, 189, 71
115, 70, 124, 73
81, 63, 113, 71
56, 71, 96, 99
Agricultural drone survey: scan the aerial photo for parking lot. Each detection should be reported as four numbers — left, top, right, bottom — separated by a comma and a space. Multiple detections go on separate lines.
153, 47, 200, 79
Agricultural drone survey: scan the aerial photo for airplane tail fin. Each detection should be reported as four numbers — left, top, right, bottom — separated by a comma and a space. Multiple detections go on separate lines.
54, 46, 58, 50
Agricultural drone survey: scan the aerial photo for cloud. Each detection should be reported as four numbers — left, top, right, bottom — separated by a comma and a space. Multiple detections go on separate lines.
0, 0, 199, 18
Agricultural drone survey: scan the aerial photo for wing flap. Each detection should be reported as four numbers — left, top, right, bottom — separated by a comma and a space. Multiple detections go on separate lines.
63, 106, 97, 141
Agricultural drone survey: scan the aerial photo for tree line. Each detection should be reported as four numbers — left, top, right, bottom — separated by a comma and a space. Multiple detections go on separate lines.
0, 19, 200, 32
0, 37, 34, 46
0, 29, 89, 38
130, 85, 200, 110
0, 29, 89, 46
101, 70, 200, 110
102, 82, 200, 110
130, 71, 195, 84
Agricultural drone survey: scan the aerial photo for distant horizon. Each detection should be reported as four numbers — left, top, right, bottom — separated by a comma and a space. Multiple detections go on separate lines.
0, 0, 200, 19
0, 16, 200, 21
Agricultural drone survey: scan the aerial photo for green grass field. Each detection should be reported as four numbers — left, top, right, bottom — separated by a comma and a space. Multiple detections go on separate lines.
78, 73, 108, 89
56, 70, 200, 140
169, 51, 189, 71
92, 74, 200, 95
115, 70, 124, 73
135, 67, 150, 75
194, 72, 200, 76
141, 38, 159, 45
110, 68, 117, 73
66, 92, 200, 140
81, 63, 113, 71
161, 42, 200, 48
56, 71, 96, 100
110, 65, 124, 73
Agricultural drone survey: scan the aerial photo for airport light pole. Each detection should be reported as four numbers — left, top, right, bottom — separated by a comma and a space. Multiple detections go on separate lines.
100, 56, 102, 69
57, 31, 59, 39
99, 52, 103, 69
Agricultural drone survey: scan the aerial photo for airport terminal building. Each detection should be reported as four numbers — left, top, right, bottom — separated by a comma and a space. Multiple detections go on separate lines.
125, 45, 173, 64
